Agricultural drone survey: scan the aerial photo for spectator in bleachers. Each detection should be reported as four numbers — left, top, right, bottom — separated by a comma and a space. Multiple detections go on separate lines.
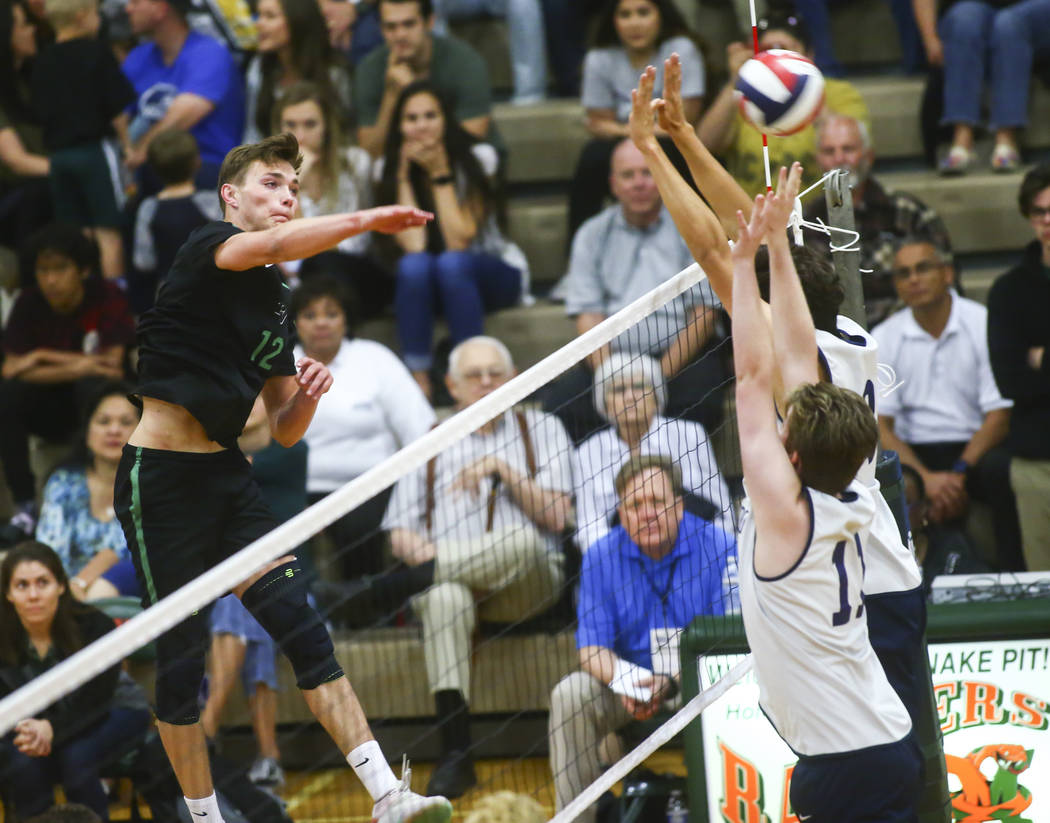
274, 82, 394, 319
567, 0, 704, 239
548, 454, 736, 823
291, 275, 435, 579
804, 112, 952, 327
574, 353, 732, 552
546, 138, 724, 445
35, 380, 141, 600
374, 82, 527, 400
430, 0, 547, 105
1, 225, 133, 537
30, 0, 135, 281
381, 336, 572, 798
913, 0, 1050, 173
873, 237, 1023, 570
243, 0, 351, 143
130, 129, 221, 313
987, 164, 1050, 571
319, 0, 382, 68
355, 0, 499, 158
0, 541, 151, 822
122, 0, 245, 178
537, 0, 603, 98
0, 0, 53, 250
697, 11, 870, 199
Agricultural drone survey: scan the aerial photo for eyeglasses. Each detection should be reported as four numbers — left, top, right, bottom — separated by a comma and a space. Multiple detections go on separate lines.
890, 258, 945, 281
608, 381, 651, 394
1028, 206, 1050, 220
460, 367, 507, 383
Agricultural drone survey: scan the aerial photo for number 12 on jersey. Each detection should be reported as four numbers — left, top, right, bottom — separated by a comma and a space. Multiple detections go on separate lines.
250, 330, 285, 371
831, 535, 865, 626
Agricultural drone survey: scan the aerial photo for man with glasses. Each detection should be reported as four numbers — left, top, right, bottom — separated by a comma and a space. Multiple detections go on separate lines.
379, 335, 574, 797
872, 238, 1022, 570
986, 164, 1050, 571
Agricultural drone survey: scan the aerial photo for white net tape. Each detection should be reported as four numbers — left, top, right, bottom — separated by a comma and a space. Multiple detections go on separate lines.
0, 261, 710, 736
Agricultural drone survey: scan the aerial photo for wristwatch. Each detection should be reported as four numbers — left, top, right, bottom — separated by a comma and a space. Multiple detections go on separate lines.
950, 459, 969, 474
71, 576, 88, 591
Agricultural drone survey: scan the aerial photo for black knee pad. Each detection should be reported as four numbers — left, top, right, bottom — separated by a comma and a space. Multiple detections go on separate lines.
241, 562, 344, 690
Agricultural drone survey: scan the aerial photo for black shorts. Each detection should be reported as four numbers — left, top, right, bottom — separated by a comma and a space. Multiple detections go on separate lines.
114, 445, 277, 610
790, 734, 922, 823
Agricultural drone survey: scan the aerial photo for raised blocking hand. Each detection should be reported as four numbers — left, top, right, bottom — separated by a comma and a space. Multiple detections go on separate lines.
629, 65, 660, 153
651, 53, 691, 136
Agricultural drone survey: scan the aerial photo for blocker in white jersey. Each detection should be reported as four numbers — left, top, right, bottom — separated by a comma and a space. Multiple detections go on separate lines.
738, 482, 912, 754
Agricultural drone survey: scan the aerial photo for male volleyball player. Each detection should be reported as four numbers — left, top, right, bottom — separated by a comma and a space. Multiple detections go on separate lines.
731, 177, 921, 822
629, 60, 928, 737
113, 132, 452, 823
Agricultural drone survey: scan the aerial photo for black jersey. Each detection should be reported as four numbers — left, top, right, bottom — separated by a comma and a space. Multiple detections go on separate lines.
135, 221, 296, 448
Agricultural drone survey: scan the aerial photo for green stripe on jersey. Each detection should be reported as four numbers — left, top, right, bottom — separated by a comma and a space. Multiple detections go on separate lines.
130, 447, 158, 605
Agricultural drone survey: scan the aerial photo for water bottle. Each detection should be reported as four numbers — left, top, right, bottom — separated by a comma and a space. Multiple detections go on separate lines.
666, 789, 688, 823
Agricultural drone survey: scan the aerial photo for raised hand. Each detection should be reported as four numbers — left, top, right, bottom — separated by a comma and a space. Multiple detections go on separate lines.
629, 65, 659, 152
652, 53, 689, 135
731, 193, 772, 263
296, 356, 334, 399
763, 163, 804, 239
360, 205, 434, 234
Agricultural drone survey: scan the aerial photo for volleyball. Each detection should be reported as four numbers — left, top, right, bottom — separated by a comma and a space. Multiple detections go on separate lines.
735, 49, 826, 136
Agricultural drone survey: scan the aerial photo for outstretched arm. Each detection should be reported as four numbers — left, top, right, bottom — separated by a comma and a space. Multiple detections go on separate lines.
764, 164, 821, 395
630, 66, 734, 311
731, 200, 809, 575
214, 206, 432, 271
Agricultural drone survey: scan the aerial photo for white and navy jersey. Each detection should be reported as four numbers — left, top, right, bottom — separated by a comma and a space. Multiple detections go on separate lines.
815, 315, 922, 595
738, 481, 913, 757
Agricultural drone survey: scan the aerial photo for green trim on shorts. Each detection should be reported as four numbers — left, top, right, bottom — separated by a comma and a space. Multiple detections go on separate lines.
130, 447, 158, 605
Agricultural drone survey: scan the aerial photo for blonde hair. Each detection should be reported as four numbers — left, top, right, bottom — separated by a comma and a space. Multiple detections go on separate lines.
45, 0, 95, 29
462, 792, 547, 823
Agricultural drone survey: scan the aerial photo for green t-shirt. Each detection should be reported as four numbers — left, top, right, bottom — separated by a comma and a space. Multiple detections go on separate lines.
353, 34, 503, 153
723, 77, 871, 199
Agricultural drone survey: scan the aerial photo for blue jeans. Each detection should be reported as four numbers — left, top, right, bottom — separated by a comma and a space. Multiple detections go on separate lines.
0, 707, 150, 821
432, 0, 548, 100
940, 0, 1050, 129
395, 250, 522, 371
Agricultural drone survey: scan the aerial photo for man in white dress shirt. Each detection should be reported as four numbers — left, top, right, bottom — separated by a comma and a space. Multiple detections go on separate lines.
873, 238, 1022, 569
381, 335, 574, 798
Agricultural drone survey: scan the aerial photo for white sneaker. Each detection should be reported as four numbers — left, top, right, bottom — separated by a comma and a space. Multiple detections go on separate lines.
372, 757, 453, 823
248, 756, 285, 789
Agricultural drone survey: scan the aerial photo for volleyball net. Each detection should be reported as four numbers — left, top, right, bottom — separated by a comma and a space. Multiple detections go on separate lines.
0, 258, 751, 820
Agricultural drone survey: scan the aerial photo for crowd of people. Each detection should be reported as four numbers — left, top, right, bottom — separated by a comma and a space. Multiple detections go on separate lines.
1, 0, 1049, 818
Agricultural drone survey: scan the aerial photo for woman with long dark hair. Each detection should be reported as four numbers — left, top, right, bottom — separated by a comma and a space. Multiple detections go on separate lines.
374, 81, 528, 399
0, 541, 150, 821
567, 0, 704, 237
35, 380, 141, 599
243, 0, 350, 142
0, 0, 53, 247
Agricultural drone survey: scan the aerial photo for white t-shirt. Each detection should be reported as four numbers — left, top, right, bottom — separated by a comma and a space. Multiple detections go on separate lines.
738, 481, 913, 756
872, 293, 1012, 444
297, 145, 374, 257
293, 338, 436, 493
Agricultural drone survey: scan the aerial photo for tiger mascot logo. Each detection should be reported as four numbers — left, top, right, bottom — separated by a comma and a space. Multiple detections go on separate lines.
945, 744, 1034, 822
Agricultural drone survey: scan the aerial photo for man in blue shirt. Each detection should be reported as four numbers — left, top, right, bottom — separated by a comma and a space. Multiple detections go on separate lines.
122, 0, 245, 174
548, 454, 737, 823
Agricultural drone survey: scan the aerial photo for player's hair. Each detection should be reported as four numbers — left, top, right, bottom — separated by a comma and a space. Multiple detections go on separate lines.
757, 10, 813, 50
378, 0, 433, 18
1018, 163, 1050, 217
783, 382, 878, 495
593, 0, 694, 50
26, 804, 103, 823
147, 129, 200, 186
43, 0, 94, 30
462, 792, 546, 823
290, 273, 358, 333
27, 222, 100, 275
614, 453, 683, 500
754, 243, 844, 333
217, 132, 303, 211
447, 336, 514, 381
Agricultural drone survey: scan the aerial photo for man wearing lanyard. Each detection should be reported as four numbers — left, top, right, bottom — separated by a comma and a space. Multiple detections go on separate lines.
547, 453, 738, 823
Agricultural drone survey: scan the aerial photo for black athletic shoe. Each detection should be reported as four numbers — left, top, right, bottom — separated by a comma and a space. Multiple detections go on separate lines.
425, 750, 477, 799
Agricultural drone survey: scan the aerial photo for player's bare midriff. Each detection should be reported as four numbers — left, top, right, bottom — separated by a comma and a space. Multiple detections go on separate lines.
128, 397, 226, 453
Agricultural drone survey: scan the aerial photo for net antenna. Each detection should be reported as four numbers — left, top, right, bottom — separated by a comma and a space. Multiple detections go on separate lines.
748, 0, 773, 193
0, 263, 714, 734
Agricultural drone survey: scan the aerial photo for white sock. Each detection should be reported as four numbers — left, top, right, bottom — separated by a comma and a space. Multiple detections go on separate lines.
349, 740, 400, 801
184, 793, 224, 822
